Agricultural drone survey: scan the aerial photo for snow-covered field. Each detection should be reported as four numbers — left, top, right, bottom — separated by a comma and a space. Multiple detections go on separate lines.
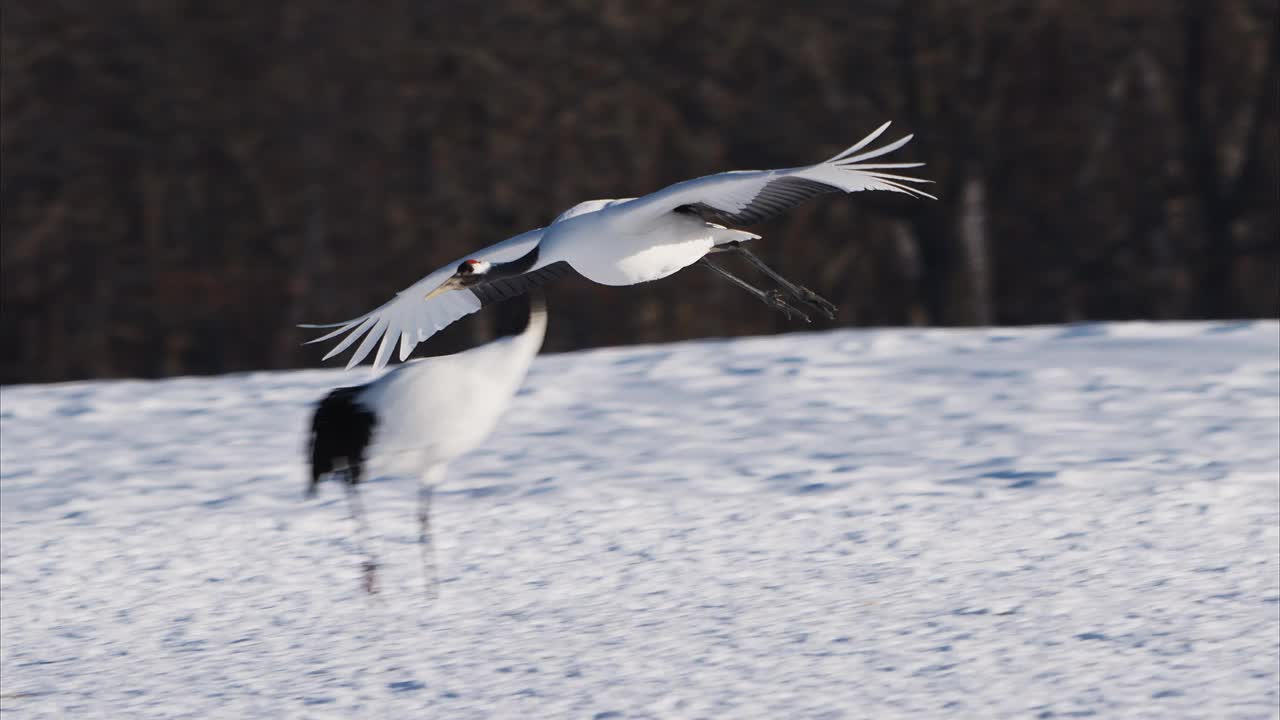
2, 321, 1278, 719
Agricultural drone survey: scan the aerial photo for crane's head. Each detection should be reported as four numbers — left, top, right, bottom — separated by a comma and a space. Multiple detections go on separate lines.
425, 259, 492, 299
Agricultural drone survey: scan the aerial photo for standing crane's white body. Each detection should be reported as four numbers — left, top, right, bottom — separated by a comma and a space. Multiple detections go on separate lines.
357, 304, 546, 478
307, 294, 547, 592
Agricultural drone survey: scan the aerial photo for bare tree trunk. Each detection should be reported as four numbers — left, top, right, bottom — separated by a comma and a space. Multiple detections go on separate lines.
959, 172, 993, 325
1181, 0, 1279, 318
894, 0, 954, 325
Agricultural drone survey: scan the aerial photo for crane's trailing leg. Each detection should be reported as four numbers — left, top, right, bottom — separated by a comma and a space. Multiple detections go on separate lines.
700, 258, 811, 323
343, 479, 380, 595
711, 242, 838, 320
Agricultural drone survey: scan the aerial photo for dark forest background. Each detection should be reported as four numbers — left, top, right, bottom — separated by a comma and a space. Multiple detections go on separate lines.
2, 0, 1277, 384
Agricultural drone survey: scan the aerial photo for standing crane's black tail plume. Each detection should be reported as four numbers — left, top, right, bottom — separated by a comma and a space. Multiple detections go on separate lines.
307, 386, 377, 498
307, 385, 381, 592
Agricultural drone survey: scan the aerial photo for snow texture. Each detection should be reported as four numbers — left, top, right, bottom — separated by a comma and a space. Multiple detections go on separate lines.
2, 321, 1278, 719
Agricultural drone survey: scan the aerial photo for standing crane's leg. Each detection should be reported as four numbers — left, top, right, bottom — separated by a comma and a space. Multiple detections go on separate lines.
343, 477, 380, 595
700, 258, 812, 323
417, 464, 446, 601
711, 243, 838, 320
417, 482, 437, 601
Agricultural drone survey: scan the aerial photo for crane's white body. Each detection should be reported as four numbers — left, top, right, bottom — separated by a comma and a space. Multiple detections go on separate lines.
307, 299, 545, 594
304, 122, 934, 370
358, 302, 546, 478
541, 209, 756, 286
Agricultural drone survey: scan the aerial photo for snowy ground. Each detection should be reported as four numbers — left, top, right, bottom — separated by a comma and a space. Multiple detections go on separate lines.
2, 321, 1278, 719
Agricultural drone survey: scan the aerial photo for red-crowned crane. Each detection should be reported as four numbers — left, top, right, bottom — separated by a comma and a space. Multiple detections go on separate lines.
304, 122, 933, 371
307, 292, 547, 593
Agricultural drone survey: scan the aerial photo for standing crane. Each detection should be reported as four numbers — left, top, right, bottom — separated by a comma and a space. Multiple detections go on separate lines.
307, 291, 547, 593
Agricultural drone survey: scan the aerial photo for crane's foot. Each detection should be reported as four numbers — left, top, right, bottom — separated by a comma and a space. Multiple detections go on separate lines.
791, 286, 838, 320
722, 245, 838, 320
702, 257, 811, 324
763, 290, 811, 323
361, 560, 380, 595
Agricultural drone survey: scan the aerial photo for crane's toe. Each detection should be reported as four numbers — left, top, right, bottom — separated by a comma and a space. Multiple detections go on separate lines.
765, 290, 811, 323
800, 288, 838, 320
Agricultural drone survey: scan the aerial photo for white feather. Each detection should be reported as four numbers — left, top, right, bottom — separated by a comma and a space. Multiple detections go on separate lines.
611, 122, 934, 230
352, 298, 547, 470
302, 228, 543, 370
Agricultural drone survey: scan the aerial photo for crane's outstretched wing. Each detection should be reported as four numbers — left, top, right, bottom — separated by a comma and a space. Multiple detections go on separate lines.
614, 122, 934, 230
300, 228, 552, 371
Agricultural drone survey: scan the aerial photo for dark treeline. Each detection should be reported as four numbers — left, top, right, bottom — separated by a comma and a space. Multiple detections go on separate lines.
2, 0, 1277, 384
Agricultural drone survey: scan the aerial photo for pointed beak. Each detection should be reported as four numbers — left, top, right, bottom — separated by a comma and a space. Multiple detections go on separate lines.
425, 281, 456, 301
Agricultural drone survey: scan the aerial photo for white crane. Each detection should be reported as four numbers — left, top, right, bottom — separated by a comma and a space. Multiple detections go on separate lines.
303, 122, 933, 370
307, 291, 547, 593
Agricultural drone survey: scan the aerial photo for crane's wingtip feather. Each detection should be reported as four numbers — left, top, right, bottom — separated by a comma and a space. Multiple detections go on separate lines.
297, 321, 350, 329
347, 317, 390, 370
826, 122, 895, 163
